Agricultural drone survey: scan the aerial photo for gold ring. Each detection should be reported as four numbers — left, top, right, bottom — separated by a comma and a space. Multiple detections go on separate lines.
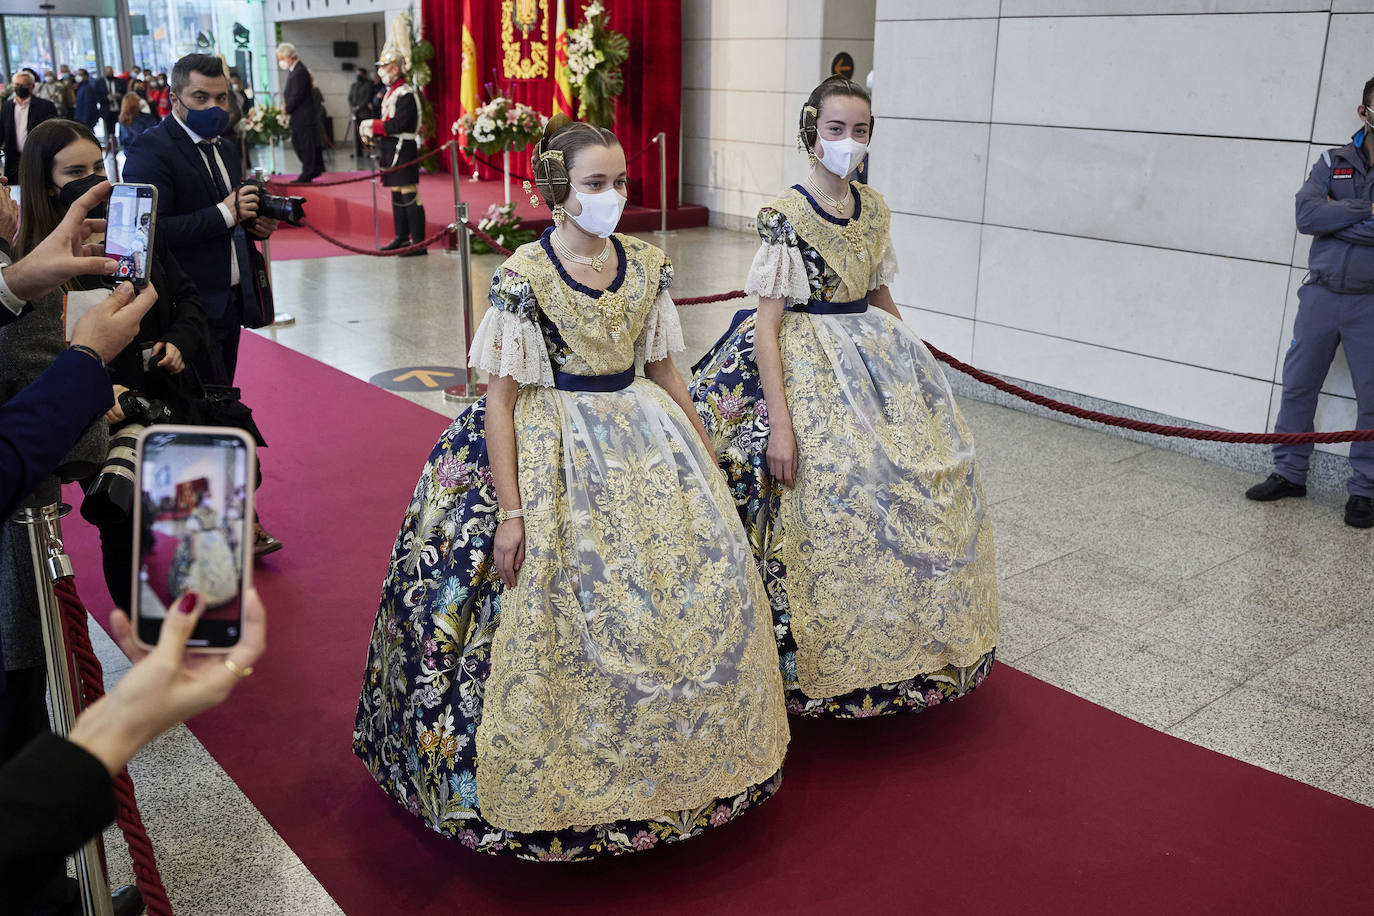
224, 659, 254, 678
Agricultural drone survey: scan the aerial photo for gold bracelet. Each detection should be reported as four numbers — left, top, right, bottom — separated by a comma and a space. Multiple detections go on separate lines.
496, 508, 525, 524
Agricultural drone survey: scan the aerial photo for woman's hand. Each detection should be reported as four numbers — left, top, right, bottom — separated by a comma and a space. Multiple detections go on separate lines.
106, 384, 130, 423
494, 517, 526, 588
767, 421, 799, 488
152, 340, 184, 373
71, 589, 267, 776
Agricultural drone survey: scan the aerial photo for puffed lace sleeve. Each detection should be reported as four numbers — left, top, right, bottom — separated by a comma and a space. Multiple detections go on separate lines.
869, 241, 899, 291
744, 207, 810, 302
635, 258, 686, 365
468, 269, 555, 387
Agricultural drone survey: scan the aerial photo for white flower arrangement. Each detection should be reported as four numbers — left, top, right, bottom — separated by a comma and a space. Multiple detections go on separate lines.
239, 102, 291, 145
451, 96, 546, 156
564, 0, 627, 127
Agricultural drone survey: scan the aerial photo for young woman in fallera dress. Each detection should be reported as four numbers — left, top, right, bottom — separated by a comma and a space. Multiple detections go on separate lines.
691, 77, 1000, 718
353, 116, 789, 861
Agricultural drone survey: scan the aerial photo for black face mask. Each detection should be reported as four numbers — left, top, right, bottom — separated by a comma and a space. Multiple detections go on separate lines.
13, 86, 31, 100
56, 172, 108, 219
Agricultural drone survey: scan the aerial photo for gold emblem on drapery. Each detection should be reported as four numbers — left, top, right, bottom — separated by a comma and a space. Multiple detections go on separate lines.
502, 0, 551, 80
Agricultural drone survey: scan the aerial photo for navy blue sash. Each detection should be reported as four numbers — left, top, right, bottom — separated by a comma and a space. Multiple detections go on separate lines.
554, 367, 635, 392
786, 297, 868, 314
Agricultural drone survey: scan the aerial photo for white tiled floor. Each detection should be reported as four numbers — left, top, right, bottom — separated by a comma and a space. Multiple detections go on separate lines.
88, 224, 1373, 913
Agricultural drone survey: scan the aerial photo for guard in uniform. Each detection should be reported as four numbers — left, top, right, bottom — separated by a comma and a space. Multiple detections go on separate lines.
361, 17, 426, 255
1247, 77, 1374, 528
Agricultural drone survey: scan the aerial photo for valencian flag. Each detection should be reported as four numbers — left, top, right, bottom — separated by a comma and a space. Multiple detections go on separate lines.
457, 0, 481, 161
553, 0, 573, 117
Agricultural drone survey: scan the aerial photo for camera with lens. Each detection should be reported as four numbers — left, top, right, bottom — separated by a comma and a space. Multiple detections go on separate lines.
244, 169, 306, 226
81, 391, 173, 526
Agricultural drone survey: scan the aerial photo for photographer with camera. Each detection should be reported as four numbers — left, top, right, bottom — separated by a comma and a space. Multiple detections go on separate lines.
122, 53, 283, 558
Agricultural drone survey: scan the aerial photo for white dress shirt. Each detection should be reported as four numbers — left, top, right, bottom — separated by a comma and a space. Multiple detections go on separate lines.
173, 110, 240, 286
13, 97, 30, 153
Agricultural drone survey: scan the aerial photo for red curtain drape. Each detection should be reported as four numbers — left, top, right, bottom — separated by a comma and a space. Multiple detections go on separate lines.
420, 0, 680, 207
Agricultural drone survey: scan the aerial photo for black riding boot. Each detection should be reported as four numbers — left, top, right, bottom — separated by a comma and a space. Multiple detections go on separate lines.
401, 203, 427, 256
380, 192, 410, 250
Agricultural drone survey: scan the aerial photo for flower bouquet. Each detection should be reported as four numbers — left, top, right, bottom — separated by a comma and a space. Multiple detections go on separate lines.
451, 97, 546, 158
567, 0, 629, 128
471, 202, 537, 255
239, 102, 290, 146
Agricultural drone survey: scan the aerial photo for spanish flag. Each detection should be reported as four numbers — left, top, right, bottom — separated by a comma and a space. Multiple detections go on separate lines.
457, 0, 480, 159
553, 0, 573, 117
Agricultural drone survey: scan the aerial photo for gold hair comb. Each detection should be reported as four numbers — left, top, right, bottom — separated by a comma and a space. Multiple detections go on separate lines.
539, 149, 565, 165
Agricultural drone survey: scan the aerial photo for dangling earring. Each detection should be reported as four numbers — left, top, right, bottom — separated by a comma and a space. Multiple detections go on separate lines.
552, 205, 566, 228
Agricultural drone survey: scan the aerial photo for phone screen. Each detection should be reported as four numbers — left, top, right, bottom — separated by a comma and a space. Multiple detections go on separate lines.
105, 183, 156, 286
134, 429, 252, 649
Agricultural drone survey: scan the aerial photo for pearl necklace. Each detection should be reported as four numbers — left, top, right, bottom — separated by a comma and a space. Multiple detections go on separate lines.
805, 177, 851, 216
552, 229, 612, 272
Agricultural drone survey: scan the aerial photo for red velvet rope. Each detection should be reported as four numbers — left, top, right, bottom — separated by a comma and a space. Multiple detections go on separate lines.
460, 221, 1374, 445
266, 140, 459, 188
295, 219, 453, 257
54, 577, 174, 916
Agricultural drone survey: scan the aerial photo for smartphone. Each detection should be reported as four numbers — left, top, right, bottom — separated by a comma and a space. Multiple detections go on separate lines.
104, 183, 157, 288
131, 426, 255, 652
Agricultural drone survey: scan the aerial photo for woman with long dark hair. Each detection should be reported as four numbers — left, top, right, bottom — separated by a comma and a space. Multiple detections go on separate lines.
17, 118, 213, 609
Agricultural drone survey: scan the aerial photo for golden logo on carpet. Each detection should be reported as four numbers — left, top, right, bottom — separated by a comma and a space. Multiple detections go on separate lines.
502, 0, 550, 80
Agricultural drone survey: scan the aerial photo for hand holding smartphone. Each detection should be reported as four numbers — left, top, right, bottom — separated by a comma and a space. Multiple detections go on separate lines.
131, 426, 255, 652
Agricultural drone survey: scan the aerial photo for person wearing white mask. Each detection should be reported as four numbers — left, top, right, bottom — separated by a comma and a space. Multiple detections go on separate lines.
691, 76, 999, 719
352, 113, 789, 860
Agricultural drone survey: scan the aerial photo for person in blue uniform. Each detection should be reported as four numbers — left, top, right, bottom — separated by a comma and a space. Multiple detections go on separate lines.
1247, 76, 1374, 529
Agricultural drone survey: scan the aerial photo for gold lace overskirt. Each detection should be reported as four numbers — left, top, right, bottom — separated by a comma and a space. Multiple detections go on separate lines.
475, 380, 790, 832
778, 309, 999, 698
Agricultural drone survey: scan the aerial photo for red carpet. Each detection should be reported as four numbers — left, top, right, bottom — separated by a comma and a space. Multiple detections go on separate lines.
265, 172, 709, 261
62, 334, 1374, 914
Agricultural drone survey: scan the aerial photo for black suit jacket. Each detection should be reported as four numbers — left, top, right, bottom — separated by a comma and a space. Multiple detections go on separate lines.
121, 115, 256, 321
282, 63, 316, 137
1, 95, 57, 163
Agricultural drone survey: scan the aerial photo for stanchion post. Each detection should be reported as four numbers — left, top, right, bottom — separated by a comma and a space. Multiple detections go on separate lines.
370, 147, 381, 251
254, 168, 295, 329
656, 131, 668, 236
13, 505, 115, 916
446, 142, 481, 404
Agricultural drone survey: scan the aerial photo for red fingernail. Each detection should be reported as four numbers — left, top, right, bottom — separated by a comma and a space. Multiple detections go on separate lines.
177, 593, 199, 614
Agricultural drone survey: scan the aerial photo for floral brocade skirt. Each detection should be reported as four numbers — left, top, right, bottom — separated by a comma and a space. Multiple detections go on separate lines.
691, 307, 999, 718
353, 381, 789, 861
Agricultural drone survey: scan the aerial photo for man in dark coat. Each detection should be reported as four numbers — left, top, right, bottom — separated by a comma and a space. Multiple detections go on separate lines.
276, 43, 324, 182
1, 72, 57, 184
122, 52, 285, 558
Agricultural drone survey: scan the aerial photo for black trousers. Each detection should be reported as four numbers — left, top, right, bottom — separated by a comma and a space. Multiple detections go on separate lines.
291, 125, 322, 180
207, 286, 246, 384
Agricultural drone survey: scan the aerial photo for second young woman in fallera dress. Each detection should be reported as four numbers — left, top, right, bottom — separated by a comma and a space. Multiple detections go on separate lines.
692, 77, 1000, 718
353, 116, 789, 861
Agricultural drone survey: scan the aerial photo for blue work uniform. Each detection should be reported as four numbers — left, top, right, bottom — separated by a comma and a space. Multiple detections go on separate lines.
1274, 129, 1374, 497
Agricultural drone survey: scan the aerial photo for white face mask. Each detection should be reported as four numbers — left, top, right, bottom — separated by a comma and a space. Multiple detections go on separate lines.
816, 136, 869, 179
570, 187, 628, 239
278, 59, 290, 71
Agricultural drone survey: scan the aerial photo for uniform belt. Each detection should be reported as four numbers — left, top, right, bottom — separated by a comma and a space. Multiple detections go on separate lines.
392, 133, 419, 142
786, 297, 868, 314
553, 367, 635, 392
